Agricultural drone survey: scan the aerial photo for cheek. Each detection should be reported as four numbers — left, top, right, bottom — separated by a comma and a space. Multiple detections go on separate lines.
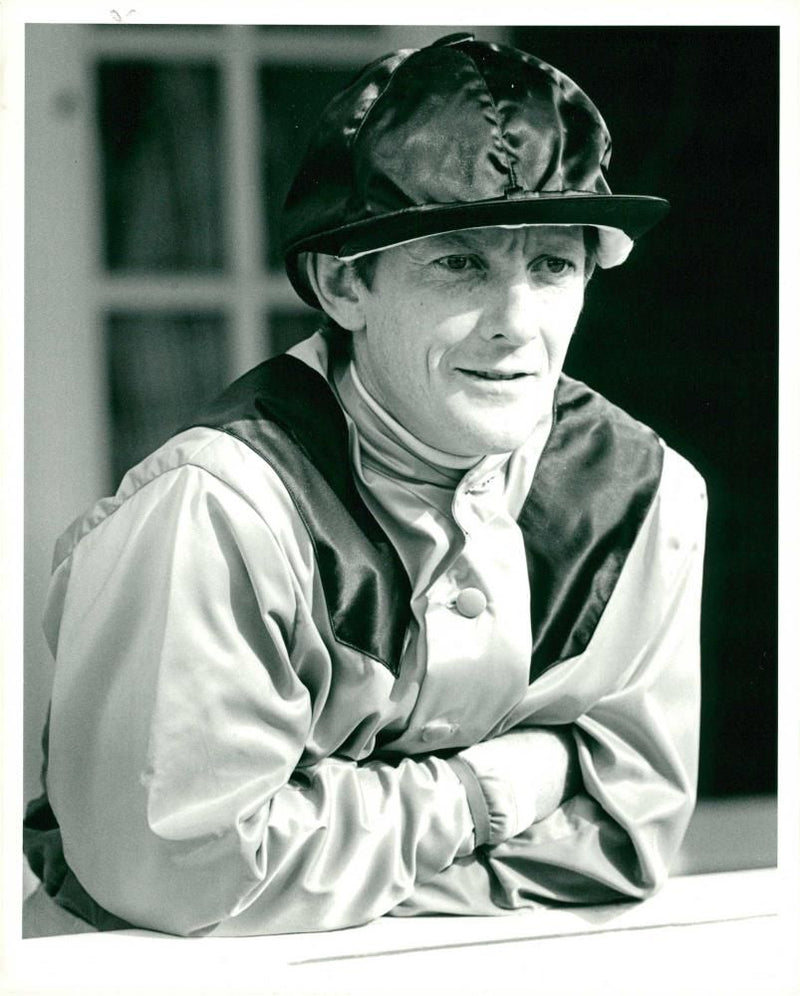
395, 317, 465, 384
426, 312, 481, 366
544, 292, 583, 353
372, 330, 430, 406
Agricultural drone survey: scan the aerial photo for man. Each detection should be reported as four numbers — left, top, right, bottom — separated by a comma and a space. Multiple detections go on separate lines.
24, 33, 706, 936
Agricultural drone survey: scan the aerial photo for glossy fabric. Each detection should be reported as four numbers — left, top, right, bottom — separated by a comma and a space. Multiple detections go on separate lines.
521, 379, 666, 676
282, 35, 670, 306
25, 332, 705, 936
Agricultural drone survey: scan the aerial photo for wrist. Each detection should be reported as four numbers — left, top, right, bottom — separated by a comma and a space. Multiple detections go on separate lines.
445, 754, 493, 848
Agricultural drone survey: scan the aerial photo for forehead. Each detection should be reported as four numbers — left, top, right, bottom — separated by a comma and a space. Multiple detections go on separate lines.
399, 225, 586, 257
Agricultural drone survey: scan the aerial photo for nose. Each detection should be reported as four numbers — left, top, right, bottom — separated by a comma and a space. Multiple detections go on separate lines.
478, 277, 540, 346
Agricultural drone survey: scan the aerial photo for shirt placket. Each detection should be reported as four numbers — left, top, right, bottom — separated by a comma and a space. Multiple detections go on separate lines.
399, 464, 533, 752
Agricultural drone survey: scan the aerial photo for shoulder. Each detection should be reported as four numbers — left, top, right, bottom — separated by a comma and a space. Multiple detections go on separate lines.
660, 442, 706, 496
123, 426, 300, 518
559, 376, 706, 489
556, 375, 659, 444
53, 427, 307, 573
655, 442, 708, 542
556, 376, 707, 545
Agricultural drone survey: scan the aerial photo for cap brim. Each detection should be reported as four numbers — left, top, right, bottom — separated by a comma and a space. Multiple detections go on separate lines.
287, 193, 670, 308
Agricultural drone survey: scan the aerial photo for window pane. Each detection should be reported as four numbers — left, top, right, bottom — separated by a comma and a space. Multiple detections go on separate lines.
106, 311, 229, 485
259, 64, 361, 270
97, 61, 224, 272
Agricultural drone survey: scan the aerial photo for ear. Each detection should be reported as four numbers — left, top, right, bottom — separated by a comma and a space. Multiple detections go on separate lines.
305, 253, 367, 332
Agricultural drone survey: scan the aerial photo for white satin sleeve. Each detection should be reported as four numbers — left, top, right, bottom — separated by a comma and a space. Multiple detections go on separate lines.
44, 445, 475, 937
390, 445, 706, 915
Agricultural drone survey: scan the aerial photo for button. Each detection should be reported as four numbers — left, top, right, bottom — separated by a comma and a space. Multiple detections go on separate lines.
455, 587, 487, 618
421, 719, 459, 743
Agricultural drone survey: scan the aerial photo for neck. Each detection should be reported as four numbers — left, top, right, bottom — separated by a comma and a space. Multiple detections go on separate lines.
334, 357, 499, 489
350, 361, 482, 469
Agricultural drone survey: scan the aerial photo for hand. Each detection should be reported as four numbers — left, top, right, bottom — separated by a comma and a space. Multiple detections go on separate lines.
454, 726, 578, 846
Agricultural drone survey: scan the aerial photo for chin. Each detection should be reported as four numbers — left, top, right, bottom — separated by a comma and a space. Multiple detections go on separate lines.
452, 421, 539, 457
447, 396, 550, 454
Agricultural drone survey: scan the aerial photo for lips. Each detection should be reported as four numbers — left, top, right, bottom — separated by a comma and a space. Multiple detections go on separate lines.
457, 368, 531, 381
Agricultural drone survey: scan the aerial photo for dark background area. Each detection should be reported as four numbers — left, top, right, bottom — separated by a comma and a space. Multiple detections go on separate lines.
511, 27, 778, 797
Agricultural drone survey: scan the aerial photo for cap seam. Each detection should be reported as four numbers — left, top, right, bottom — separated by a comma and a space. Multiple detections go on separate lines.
459, 47, 522, 193
349, 46, 420, 152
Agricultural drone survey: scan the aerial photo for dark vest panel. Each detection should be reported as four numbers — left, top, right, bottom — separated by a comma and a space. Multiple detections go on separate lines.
189, 351, 413, 675
521, 377, 664, 678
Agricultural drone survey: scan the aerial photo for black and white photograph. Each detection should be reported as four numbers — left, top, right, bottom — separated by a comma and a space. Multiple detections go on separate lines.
2, 5, 798, 995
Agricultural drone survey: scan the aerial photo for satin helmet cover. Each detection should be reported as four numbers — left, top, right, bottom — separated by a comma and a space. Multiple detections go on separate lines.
281, 33, 670, 308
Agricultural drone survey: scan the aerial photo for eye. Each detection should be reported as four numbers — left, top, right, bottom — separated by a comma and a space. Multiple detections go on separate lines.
533, 255, 577, 276
433, 254, 481, 273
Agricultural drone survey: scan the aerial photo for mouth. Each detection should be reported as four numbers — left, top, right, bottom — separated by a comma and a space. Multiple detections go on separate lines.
457, 368, 533, 382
